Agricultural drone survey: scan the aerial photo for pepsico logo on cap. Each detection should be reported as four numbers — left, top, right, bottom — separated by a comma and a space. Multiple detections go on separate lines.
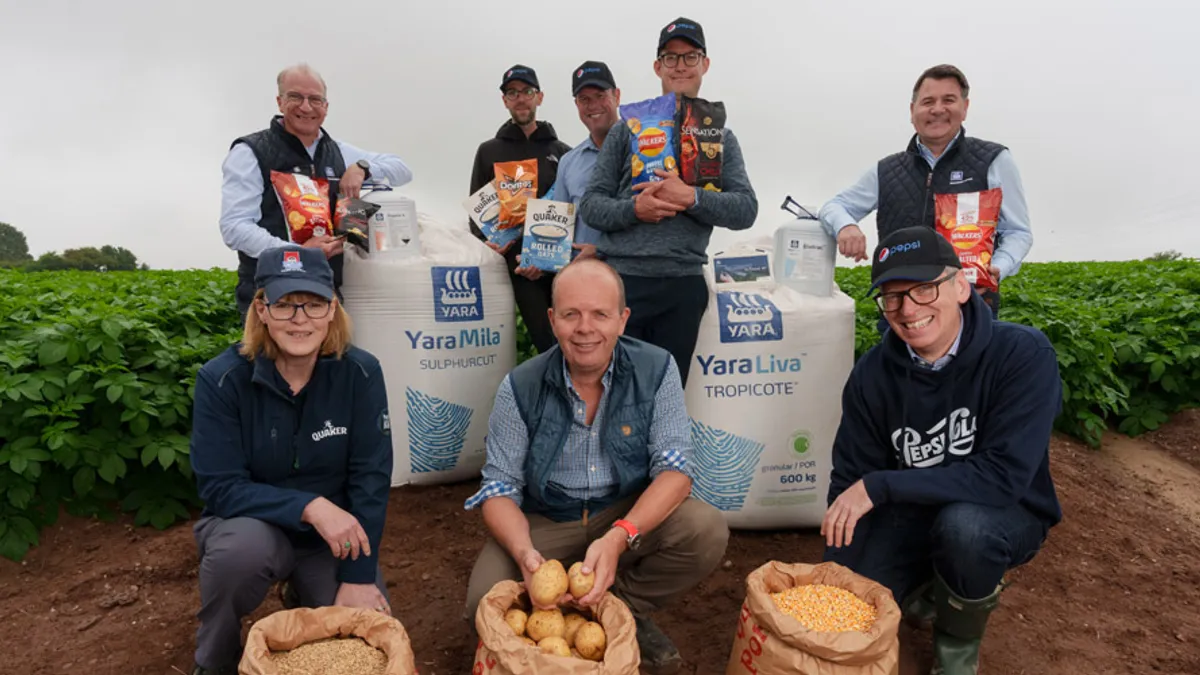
576, 68, 584, 78
667, 23, 677, 32
506, 69, 513, 78
878, 247, 891, 263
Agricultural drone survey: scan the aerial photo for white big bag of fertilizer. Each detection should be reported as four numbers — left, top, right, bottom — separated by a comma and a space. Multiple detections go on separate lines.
340, 213, 516, 486
685, 238, 856, 529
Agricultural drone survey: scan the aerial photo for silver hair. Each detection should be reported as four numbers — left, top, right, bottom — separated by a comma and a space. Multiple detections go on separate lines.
276, 63, 327, 95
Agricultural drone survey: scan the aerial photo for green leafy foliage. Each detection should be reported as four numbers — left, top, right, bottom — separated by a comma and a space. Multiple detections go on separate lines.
0, 268, 239, 561
835, 259, 1200, 447
0, 260, 1195, 560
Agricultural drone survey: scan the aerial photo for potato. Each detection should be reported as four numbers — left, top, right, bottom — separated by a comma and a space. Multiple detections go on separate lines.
529, 559, 569, 607
563, 612, 588, 645
504, 608, 528, 637
568, 561, 595, 598
574, 621, 607, 661
538, 636, 572, 658
525, 608, 565, 642
520, 636, 537, 647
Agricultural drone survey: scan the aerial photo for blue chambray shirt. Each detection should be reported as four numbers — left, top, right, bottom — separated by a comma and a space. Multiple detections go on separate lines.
464, 355, 692, 511
544, 136, 603, 245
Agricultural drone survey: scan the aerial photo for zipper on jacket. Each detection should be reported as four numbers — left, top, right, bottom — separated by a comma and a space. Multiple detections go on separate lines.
919, 170, 934, 227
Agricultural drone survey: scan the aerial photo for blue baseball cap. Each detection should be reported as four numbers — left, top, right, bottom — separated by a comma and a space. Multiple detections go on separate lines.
255, 246, 335, 304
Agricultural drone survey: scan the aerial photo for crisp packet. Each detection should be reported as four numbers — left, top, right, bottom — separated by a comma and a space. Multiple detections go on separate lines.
620, 93, 677, 186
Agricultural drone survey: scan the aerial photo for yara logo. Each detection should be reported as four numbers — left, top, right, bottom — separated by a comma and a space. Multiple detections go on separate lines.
891, 407, 977, 468
432, 266, 484, 323
312, 420, 348, 442
716, 292, 782, 343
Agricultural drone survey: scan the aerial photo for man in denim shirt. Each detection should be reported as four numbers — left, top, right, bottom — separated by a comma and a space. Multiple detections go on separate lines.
462, 258, 728, 675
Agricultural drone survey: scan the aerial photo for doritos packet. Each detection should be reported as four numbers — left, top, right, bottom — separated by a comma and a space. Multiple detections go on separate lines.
494, 159, 538, 232
464, 182, 521, 250
333, 197, 380, 252
620, 93, 678, 186
270, 171, 332, 245
936, 188, 1003, 292
679, 95, 726, 192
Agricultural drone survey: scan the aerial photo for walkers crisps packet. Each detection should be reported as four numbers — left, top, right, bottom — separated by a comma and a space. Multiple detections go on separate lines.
464, 182, 522, 250
494, 159, 538, 232
935, 188, 1003, 292
620, 93, 677, 186
270, 171, 332, 245
679, 95, 726, 191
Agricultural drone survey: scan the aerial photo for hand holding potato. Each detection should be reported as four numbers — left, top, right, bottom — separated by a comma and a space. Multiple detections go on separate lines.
527, 558, 569, 609
576, 529, 625, 607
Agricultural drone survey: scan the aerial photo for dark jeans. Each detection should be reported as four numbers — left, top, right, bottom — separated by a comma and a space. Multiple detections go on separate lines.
621, 274, 709, 387
504, 245, 557, 354
193, 516, 388, 669
823, 502, 1048, 602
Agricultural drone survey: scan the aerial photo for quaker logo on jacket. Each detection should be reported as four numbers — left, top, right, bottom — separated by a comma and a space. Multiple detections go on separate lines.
891, 407, 977, 468
312, 420, 348, 442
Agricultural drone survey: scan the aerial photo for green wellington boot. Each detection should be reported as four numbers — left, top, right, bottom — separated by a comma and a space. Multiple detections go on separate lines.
929, 573, 1001, 675
901, 580, 936, 628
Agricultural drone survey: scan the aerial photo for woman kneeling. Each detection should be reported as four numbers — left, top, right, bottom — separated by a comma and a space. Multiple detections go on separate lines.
189, 246, 393, 675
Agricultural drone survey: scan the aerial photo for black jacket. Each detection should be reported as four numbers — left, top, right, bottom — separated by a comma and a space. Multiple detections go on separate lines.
468, 120, 571, 241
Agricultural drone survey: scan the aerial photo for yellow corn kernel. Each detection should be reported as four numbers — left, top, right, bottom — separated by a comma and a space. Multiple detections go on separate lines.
769, 584, 877, 633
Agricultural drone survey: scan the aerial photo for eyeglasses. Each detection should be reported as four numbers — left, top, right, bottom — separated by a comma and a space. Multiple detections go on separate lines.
503, 87, 539, 101
266, 300, 332, 321
658, 51, 705, 68
283, 91, 328, 107
874, 272, 957, 313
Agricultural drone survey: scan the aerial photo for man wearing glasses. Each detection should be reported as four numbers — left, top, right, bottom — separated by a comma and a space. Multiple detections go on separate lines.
468, 65, 571, 355
543, 61, 623, 262
818, 64, 1032, 317
580, 17, 758, 387
220, 63, 414, 320
821, 226, 1062, 675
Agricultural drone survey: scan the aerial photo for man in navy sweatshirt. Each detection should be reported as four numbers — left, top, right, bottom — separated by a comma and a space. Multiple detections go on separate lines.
822, 226, 1062, 675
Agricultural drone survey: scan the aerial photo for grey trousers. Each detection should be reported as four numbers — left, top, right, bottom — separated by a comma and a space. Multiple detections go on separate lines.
193, 516, 388, 669
463, 497, 729, 623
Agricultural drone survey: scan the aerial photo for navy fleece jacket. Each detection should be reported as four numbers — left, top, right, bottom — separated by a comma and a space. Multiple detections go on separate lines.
190, 345, 393, 583
828, 292, 1063, 527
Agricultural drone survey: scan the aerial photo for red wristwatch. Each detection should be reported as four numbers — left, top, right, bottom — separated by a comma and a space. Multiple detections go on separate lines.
612, 519, 642, 551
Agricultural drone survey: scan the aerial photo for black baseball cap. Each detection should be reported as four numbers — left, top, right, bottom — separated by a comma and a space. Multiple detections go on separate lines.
571, 61, 617, 96
500, 65, 539, 91
869, 226, 962, 294
658, 17, 706, 53
255, 246, 335, 303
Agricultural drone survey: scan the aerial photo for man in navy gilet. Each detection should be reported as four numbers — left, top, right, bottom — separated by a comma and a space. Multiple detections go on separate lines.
462, 258, 728, 675
819, 64, 1033, 317
822, 227, 1062, 674
219, 63, 413, 320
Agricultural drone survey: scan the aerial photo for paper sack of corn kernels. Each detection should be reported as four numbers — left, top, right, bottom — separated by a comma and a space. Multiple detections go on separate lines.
239, 606, 417, 675
726, 561, 901, 675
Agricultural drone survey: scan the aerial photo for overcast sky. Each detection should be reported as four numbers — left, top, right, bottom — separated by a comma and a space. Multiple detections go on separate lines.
2, 0, 1196, 270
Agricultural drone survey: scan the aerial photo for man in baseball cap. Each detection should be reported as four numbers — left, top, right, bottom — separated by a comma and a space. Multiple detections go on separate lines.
468, 63, 571, 356
822, 226, 1063, 674
580, 15, 758, 401
542, 61, 622, 262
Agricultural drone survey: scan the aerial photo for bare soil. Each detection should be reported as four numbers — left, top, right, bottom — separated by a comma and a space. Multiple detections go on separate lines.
3, 422, 1199, 675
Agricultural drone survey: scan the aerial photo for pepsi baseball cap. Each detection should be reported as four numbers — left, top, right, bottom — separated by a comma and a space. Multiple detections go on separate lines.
571, 61, 617, 96
869, 227, 962, 294
255, 246, 335, 304
500, 65, 539, 91
658, 17, 706, 53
